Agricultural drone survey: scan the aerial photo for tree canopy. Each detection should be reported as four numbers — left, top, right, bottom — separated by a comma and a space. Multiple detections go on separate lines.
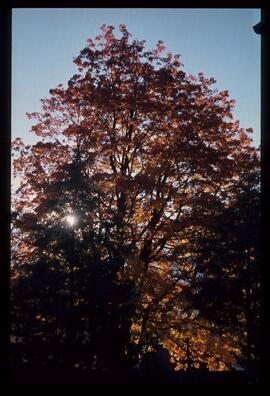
11, 24, 260, 382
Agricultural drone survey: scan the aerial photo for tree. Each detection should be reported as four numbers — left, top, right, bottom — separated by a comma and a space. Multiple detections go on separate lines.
190, 169, 260, 375
11, 24, 259, 378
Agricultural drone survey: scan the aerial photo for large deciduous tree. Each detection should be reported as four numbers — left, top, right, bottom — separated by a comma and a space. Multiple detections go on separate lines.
11, 24, 260, 377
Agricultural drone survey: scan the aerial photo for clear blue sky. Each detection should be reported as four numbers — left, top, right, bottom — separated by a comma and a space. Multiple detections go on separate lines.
12, 8, 261, 148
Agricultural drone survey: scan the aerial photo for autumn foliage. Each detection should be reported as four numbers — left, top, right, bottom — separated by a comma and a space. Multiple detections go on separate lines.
11, 24, 260, 381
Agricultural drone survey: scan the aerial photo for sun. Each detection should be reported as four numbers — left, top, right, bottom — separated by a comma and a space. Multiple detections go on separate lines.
65, 214, 77, 227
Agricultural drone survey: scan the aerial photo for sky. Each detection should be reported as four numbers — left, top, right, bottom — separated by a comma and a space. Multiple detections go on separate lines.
12, 8, 261, 152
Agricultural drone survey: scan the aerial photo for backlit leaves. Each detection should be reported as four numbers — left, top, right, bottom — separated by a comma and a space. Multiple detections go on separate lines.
11, 24, 260, 374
